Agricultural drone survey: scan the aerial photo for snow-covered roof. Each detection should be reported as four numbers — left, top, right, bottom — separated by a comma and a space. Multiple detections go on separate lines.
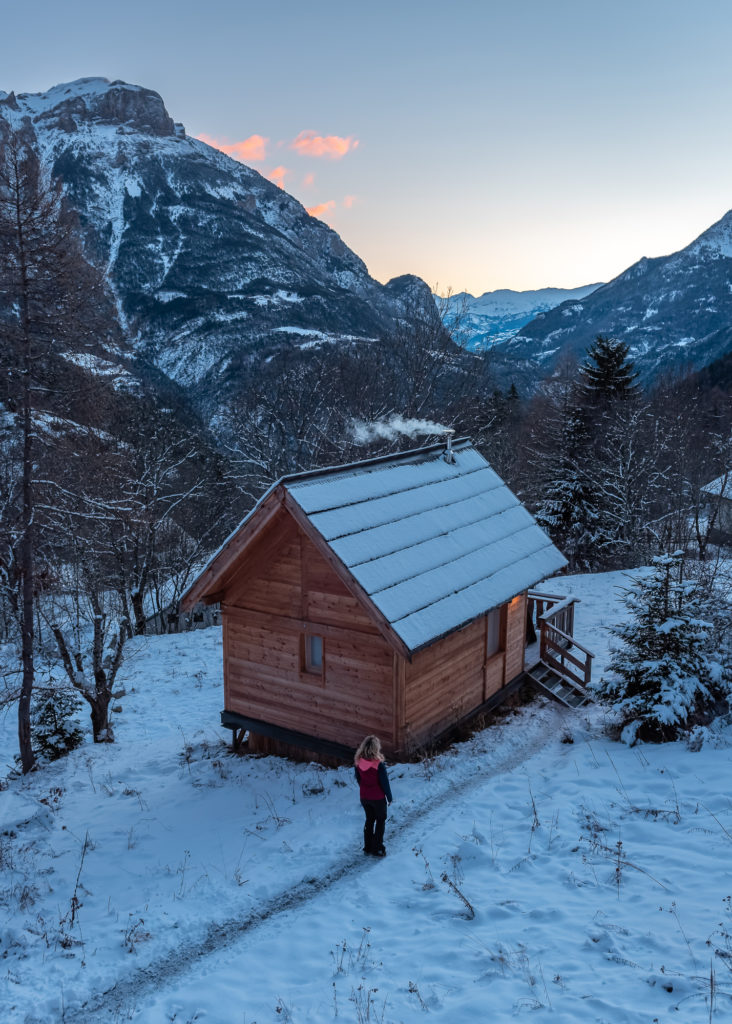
283, 440, 566, 652
702, 473, 732, 500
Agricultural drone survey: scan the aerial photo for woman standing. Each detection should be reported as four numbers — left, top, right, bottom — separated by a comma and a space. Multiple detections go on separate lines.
354, 735, 393, 856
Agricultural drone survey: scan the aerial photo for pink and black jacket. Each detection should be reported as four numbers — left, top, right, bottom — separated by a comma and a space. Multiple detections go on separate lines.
355, 758, 393, 803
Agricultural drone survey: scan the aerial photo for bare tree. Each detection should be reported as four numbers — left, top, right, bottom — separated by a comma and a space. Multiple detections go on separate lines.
0, 126, 120, 769
47, 546, 127, 743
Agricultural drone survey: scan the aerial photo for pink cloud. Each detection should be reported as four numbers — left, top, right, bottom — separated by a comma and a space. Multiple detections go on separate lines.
197, 133, 268, 162
303, 172, 315, 187
291, 130, 359, 159
343, 194, 357, 208
268, 165, 289, 189
306, 200, 337, 219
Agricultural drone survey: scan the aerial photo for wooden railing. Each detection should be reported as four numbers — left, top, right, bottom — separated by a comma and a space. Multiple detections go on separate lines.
527, 590, 595, 688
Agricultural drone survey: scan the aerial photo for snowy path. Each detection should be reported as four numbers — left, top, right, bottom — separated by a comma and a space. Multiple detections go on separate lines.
60, 704, 571, 1023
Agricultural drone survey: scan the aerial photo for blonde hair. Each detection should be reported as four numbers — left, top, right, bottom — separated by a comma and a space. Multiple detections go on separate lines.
354, 734, 384, 764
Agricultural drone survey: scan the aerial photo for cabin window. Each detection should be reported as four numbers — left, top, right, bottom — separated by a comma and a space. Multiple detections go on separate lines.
486, 608, 504, 658
303, 633, 324, 675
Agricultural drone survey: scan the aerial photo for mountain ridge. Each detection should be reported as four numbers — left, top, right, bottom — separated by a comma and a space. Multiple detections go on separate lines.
0, 77, 436, 423
441, 283, 602, 350
498, 208, 732, 382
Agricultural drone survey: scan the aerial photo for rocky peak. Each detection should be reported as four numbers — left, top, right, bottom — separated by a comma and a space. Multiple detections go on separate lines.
494, 205, 732, 386
88, 81, 175, 136
0, 75, 437, 425
384, 274, 437, 314
0, 91, 19, 110
12, 78, 175, 137
686, 208, 732, 259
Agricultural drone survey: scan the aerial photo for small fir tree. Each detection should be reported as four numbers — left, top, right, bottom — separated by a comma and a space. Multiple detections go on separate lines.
29, 685, 85, 763
599, 552, 727, 743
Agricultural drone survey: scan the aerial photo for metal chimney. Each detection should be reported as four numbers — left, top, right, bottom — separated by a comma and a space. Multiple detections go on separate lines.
444, 428, 456, 464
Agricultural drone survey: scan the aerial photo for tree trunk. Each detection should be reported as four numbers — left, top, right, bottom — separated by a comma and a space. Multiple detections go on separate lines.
89, 689, 113, 742
18, 382, 35, 771
131, 589, 146, 636
17, 162, 35, 774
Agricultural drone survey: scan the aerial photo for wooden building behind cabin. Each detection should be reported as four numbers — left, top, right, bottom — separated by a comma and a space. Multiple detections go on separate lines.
182, 439, 568, 762
701, 472, 732, 538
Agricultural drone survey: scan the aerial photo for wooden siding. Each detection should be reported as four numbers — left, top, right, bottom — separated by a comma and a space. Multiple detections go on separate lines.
484, 650, 504, 700
224, 613, 393, 750
504, 592, 527, 684
226, 514, 302, 618
300, 535, 380, 634
403, 616, 486, 750
221, 511, 395, 753
401, 594, 528, 752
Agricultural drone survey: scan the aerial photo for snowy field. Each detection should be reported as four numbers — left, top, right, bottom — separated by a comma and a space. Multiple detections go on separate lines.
2, 569, 732, 1023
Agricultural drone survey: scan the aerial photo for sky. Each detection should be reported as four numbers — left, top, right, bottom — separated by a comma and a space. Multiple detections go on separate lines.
4, 0, 732, 294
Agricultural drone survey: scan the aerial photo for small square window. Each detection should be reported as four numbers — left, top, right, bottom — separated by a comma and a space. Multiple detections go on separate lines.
304, 634, 324, 674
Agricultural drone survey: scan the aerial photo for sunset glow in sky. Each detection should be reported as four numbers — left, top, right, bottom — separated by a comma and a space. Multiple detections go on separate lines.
4, 0, 732, 294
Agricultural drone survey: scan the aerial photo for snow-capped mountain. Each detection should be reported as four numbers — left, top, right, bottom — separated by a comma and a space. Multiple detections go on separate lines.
0, 78, 434, 420
441, 284, 601, 350
500, 211, 732, 381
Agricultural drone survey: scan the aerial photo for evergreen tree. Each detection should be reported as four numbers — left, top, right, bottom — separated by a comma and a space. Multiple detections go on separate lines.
579, 335, 640, 402
572, 335, 645, 567
527, 355, 598, 570
29, 685, 84, 763
599, 552, 727, 743
535, 405, 598, 570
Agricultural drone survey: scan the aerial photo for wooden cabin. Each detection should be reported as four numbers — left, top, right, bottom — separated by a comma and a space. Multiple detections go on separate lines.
181, 438, 592, 763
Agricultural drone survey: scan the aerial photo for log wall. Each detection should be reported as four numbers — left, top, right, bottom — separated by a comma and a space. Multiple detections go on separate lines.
504, 592, 527, 684
222, 512, 394, 753
400, 591, 528, 752
402, 616, 486, 750
220, 507, 531, 761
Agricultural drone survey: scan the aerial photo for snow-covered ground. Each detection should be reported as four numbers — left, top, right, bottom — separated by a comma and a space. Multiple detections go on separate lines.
2, 569, 731, 1023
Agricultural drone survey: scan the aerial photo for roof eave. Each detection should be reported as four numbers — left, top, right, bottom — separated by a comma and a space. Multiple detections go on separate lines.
180, 485, 285, 610
397, 560, 568, 657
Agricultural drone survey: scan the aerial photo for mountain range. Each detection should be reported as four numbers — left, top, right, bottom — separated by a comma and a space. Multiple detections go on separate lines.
2, 75, 732, 412
0, 78, 433, 424
440, 284, 602, 350
495, 211, 732, 382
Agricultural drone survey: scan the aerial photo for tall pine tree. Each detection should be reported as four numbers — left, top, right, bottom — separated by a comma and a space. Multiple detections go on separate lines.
535, 404, 598, 570
579, 335, 640, 402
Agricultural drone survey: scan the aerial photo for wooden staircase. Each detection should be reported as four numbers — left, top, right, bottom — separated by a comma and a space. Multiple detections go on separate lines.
526, 661, 592, 709
526, 590, 596, 710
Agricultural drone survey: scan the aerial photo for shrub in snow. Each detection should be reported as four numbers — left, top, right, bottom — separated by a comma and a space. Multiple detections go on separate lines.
599, 552, 729, 744
30, 685, 85, 763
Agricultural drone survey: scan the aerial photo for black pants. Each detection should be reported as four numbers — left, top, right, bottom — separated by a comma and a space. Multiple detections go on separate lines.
361, 798, 387, 852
